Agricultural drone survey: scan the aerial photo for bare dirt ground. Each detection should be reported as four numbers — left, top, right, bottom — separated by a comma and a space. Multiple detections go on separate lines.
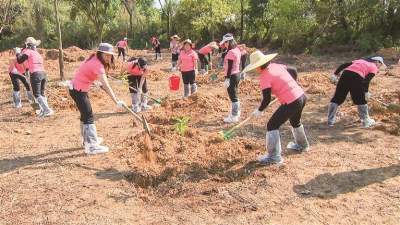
0, 47, 399, 225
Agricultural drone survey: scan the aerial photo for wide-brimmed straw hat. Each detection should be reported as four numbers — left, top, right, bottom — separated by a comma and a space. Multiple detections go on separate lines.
208, 41, 219, 49
25, 37, 41, 46
97, 43, 117, 55
242, 50, 278, 73
171, 34, 181, 40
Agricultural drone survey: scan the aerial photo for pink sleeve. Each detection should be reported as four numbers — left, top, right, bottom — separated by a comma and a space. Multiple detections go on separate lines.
193, 52, 198, 60
370, 64, 378, 74
96, 64, 106, 78
260, 76, 272, 90
225, 51, 235, 60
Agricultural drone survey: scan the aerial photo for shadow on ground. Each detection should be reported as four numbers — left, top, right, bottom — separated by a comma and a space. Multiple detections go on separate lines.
293, 164, 400, 199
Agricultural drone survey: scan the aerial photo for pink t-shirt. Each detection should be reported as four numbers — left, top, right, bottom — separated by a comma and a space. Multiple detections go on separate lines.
22, 48, 44, 73
224, 47, 241, 75
170, 40, 180, 54
199, 46, 212, 55
8, 59, 26, 75
259, 63, 304, 104
345, 59, 378, 78
72, 56, 105, 92
179, 49, 198, 72
127, 62, 144, 76
117, 40, 128, 48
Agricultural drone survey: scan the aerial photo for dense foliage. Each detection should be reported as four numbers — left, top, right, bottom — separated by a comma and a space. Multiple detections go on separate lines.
1, 0, 399, 53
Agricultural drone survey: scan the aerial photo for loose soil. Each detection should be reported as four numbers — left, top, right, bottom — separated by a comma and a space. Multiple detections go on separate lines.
0, 48, 399, 225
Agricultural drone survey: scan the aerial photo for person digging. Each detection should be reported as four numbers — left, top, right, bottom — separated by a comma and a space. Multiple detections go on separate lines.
198, 41, 219, 75
8, 48, 35, 108
328, 56, 386, 128
243, 50, 310, 165
69, 43, 127, 155
120, 57, 152, 113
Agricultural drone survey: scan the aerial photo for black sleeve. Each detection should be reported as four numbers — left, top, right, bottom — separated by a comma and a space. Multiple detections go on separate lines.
16, 53, 28, 64
226, 59, 233, 78
363, 73, 375, 92
259, 88, 272, 111
286, 66, 298, 81
334, 62, 352, 75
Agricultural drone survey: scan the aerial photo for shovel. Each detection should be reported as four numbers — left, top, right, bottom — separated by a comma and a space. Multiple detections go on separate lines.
121, 104, 151, 135
370, 96, 400, 113
129, 86, 163, 105
219, 98, 278, 140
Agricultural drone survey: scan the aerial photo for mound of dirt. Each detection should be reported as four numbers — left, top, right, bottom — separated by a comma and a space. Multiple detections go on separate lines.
377, 48, 400, 62
299, 72, 331, 95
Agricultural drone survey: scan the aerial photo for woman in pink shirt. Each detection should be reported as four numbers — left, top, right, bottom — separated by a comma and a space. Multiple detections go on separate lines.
169, 35, 180, 71
16, 37, 53, 117
69, 43, 126, 155
120, 57, 151, 113
116, 37, 128, 61
198, 41, 219, 74
151, 36, 162, 60
177, 39, 199, 98
220, 33, 242, 123
243, 50, 309, 165
328, 56, 386, 128
8, 48, 35, 108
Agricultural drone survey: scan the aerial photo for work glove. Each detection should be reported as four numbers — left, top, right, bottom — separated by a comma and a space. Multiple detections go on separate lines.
224, 78, 230, 88
240, 72, 246, 80
365, 92, 371, 100
252, 108, 263, 118
14, 47, 21, 54
330, 74, 339, 84
116, 100, 127, 108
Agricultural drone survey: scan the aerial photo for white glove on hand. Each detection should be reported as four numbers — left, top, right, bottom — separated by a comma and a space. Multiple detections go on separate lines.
252, 109, 262, 117
365, 92, 371, 100
240, 72, 246, 80
14, 47, 21, 54
330, 74, 339, 84
116, 100, 126, 108
224, 78, 230, 88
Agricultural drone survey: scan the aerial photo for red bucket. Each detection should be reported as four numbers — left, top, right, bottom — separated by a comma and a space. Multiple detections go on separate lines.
169, 74, 180, 91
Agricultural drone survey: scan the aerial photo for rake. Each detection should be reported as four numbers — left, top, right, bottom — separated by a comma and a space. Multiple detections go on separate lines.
219, 98, 278, 140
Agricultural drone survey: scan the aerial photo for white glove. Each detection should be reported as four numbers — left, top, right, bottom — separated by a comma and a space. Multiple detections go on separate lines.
14, 47, 21, 54
365, 92, 371, 100
252, 109, 263, 117
224, 78, 230, 88
330, 74, 339, 84
116, 100, 126, 108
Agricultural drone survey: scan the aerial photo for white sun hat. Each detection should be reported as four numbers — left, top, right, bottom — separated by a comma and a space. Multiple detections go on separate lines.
219, 33, 234, 45
25, 37, 41, 46
242, 50, 278, 73
208, 41, 219, 49
97, 43, 117, 55
370, 56, 387, 68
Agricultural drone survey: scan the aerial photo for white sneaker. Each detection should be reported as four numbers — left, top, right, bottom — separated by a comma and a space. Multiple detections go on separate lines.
141, 104, 152, 111
39, 109, 54, 117
84, 143, 109, 155
258, 154, 284, 165
223, 114, 239, 123
362, 118, 376, 128
132, 105, 141, 113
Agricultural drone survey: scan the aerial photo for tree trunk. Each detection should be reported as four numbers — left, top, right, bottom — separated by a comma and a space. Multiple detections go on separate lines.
240, 0, 244, 41
0, 0, 12, 35
54, 0, 64, 80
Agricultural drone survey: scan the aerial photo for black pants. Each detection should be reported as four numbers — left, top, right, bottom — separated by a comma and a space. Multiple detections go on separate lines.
171, 53, 179, 62
198, 53, 210, 69
128, 76, 148, 93
331, 70, 366, 105
117, 47, 125, 59
267, 94, 307, 131
227, 74, 240, 102
240, 54, 248, 71
182, 71, 196, 84
30, 71, 47, 98
155, 46, 161, 54
9, 73, 31, 92
69, 89, 94, 124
